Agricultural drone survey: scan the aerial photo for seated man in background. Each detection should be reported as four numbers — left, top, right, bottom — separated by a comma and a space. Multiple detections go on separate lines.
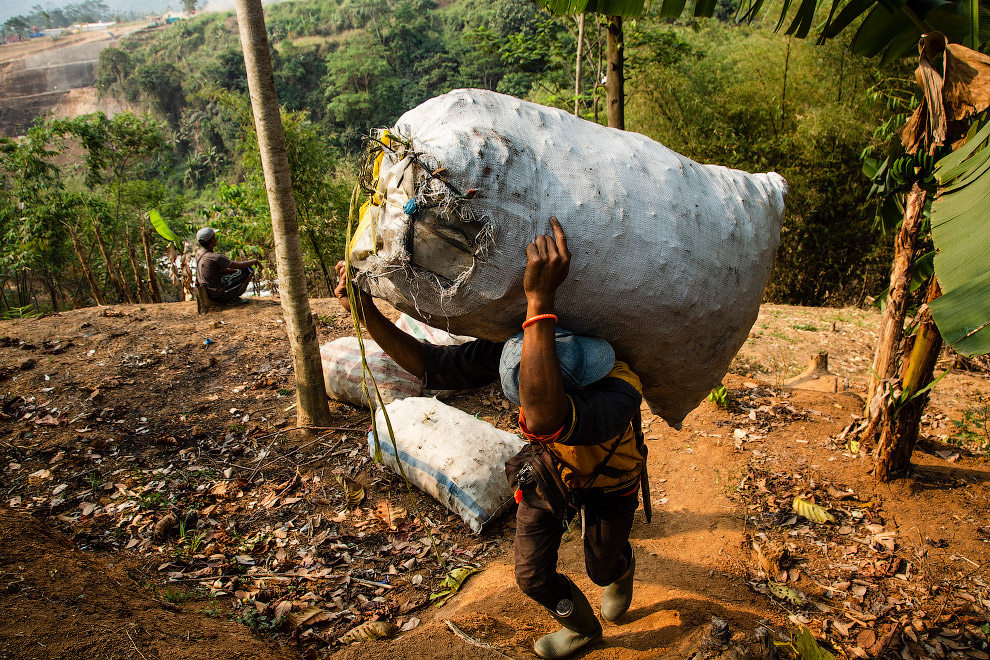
334, 217, 647, 660
195, 227, 260, 305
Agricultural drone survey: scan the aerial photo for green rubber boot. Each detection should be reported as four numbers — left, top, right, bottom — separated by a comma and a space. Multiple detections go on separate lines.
601, 550, 635, 622
534, 578, 603, 660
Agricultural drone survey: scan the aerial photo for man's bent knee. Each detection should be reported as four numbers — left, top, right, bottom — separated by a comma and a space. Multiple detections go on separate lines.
516, 569, 569, 610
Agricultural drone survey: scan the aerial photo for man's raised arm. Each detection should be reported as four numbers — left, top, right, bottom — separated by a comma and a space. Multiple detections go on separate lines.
333, 261, 427, 379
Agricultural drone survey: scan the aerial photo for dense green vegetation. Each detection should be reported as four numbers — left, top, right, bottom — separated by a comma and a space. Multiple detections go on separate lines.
0, 0, 914, 315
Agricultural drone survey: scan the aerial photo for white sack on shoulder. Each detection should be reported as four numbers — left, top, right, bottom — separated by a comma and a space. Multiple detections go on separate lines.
370, 397, 524, 533
351, 89, 787, 426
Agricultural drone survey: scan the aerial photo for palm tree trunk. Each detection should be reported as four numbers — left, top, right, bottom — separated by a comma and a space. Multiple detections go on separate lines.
69, 226, 105, 305
235, 0, 331, 428
141, 226, 163, 303
605, 15, 624, 130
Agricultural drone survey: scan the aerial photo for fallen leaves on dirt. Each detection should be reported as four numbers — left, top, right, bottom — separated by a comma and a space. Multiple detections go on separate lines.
0, 301, 509, 658
730, 384, 990, 660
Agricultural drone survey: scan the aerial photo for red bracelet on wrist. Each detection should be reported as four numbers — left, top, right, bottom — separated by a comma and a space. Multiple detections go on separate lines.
522, 313, 558, 329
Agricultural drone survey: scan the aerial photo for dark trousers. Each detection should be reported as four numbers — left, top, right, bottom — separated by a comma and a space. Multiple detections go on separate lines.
514, 489, 637, 610
208, 267, 253, 304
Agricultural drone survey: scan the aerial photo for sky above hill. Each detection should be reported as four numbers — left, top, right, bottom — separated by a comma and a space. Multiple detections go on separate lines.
2, 0, 286, 28
2, 0, 169, 25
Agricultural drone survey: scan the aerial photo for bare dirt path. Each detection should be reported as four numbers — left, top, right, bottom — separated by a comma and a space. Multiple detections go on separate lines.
1, 300, 987, 660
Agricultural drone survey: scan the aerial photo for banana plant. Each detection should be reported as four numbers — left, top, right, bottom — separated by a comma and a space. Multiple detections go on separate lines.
860, 34, 990, 478
930, 116, 990, 357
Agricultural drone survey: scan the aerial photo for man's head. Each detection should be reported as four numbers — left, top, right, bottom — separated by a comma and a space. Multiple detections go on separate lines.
499, 328, 615, 406
197, 227, 217, 249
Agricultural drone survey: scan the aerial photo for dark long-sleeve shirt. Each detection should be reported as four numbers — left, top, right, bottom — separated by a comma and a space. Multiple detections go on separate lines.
421, 340, 641, 449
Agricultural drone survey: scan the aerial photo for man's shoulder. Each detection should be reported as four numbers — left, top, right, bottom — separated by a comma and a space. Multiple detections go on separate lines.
604, 361, 643, 396
200, 251, 230, 265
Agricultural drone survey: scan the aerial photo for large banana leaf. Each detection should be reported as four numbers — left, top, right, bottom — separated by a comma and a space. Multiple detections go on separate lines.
149, 209, 180, 243
545, 0, 986, 57
742, 0, 988, 57
538, 0, 646, 15
929, 119, 990, 356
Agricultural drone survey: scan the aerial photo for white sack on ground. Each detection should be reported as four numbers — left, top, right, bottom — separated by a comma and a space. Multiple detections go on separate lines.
370, 397, 524, 533
320, 337, 421, 407
350, 89, 787, 426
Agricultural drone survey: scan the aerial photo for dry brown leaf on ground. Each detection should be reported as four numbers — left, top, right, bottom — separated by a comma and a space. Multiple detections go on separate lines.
338, 620, 399, 644
373, 500, 407, 529
335, 474, 365, 509
752, 538, 785, 576
793, 497, 836, 524
272, 599, 293, 620
287, 606, 327, 628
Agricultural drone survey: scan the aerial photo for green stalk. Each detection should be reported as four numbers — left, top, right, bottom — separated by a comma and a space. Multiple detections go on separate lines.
344, 181, 450, 575
971, 0, 980, 50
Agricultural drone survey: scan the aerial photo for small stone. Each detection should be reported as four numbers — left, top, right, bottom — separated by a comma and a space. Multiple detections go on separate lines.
19, 358, 36, 370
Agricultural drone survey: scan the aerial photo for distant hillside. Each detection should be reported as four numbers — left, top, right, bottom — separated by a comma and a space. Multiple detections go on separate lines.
2, 0, 167, 25
1, 0, 291, 26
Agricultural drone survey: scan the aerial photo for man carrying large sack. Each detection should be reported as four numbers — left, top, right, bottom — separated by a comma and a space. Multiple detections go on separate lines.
335, 217, 647, 659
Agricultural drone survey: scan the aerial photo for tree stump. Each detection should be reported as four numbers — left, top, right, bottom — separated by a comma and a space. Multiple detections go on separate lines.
195, 285, 217, 315
783, 352, 847, 393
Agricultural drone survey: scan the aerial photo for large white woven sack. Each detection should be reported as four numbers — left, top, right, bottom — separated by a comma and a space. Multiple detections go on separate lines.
350, 89, 787, 426
320, 337, 421, 407
370, 397, 524, 533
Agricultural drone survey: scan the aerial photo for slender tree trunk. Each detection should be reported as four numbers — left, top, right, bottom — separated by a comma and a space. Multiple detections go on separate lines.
605, 16, 624, 130
113, 260, 133, 303
780, 37, 791, 135
42, 270, 59, 312
69, 226, 106, 305
235, 0, 331, 428
306, 227, 333, 296
865, 184, 928, 417
141, 226, 163, 303
0, 280, 10, 315
125, 234, 150, 303
180, 252, 194, 301
16, 271, 26, 307
874, 279, 944, 478
574, 13, 585, 116
92, 225, 131, 303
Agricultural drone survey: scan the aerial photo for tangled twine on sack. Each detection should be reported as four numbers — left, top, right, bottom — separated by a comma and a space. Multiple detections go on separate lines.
354, 128, 494, 324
